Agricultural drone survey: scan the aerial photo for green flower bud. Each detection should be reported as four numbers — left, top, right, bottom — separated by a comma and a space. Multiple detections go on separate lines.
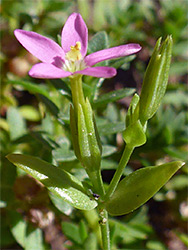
70, 76, 103, 195
139, 36, 173, 125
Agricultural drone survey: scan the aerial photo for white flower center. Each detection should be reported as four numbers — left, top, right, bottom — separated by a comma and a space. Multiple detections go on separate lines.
63, 41, 86, 73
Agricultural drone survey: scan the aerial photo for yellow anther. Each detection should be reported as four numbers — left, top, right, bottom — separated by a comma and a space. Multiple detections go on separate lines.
66, 41, 82, 61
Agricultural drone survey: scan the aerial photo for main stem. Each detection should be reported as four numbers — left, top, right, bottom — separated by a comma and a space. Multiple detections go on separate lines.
70, 75, 85, 113
104, 145, 134, 201
98, 207, 110, 250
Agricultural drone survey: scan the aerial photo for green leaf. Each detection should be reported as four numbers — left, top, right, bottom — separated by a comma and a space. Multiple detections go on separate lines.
79, 220, 88, 243
101, 159, 118, 170
6, 154, 98, 210
52, 147, 76, 162
38, 94, 65, 125
163, 91, 188, 108
146, 240, 166, 250
49, 192, 73, 215
30, 131, 58, 150
62, 222, 82, 245
164, 147, 188, 161
52, 137, 76, 162
50, 79, 72, 100
102, 145, 117, 157
83, 233, 97, 250
92, 88, 135, 108
10, 211, 27, 248
41, 112, 54, 134
110, 219, 149, 242
25, 224, 44, 250
7, 107, 27, 140
109, 55, 136, 69
98, 121, 125, 135
170, 61, 188, 76
88, 31, 109, 54
19, 105, 41, 122
9, 79, 50, 99
105, 161, 184, 215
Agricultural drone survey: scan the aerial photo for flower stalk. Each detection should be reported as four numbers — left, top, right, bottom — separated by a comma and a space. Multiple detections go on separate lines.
104, 145, 134, 201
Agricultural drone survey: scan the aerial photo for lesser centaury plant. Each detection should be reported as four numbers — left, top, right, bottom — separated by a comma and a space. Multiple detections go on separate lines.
7, 13, 184, 250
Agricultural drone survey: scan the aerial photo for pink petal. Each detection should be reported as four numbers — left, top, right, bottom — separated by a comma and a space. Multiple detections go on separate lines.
14, 29, 65, 65
29, 63, 72, 79
61, 13, 88, 57
85, 44, 142, 66
76, 66, 117, 78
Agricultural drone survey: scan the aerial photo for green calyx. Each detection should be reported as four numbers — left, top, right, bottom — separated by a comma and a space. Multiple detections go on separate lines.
123, 93, 146, 148
69, 76, 103, 195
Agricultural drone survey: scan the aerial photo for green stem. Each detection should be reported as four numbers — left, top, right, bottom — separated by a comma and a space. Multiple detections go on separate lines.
104, 145, 134, 201
70, 75, 85, 113
88, 170, 105, 198
98, 207, 110, 250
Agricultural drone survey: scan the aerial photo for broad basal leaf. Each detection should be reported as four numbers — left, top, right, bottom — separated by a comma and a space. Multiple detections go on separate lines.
6, 154, 97, 211
105, 161, 184, 215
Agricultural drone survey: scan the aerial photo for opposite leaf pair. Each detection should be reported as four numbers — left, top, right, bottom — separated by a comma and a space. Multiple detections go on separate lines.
6, 154, 183, 216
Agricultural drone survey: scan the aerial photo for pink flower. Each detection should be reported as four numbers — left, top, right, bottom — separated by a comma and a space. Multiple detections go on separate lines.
14, 13, 141, 79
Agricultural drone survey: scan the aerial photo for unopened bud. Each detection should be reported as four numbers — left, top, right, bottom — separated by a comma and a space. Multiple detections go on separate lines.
139, 36, 173, 125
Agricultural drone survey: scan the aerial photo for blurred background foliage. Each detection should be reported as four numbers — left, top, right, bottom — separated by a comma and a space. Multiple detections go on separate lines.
0, 0, 188, 249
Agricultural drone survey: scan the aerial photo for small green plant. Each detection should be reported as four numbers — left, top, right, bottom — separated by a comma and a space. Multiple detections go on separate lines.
5, 12, 184, 250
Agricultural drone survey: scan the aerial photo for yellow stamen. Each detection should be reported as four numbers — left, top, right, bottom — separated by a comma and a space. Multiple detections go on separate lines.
66, 41, 82, 62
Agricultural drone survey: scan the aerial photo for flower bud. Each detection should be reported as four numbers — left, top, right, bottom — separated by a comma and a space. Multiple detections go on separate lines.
139, 36, 173, 125
70, 98, 102, 173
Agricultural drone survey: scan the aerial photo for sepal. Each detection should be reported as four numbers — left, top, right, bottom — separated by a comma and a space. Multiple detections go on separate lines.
123, 120, 146, 147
